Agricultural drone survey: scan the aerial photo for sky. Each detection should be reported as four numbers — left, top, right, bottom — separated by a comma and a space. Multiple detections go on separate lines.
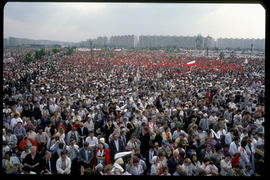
4, 2, 266, 42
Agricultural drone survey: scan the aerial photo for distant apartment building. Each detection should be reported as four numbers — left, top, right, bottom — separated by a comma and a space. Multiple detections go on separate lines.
138, 35, 197, 49
217, 38, 265, 50
109, 35, 136, 48
94, 36, 108, 48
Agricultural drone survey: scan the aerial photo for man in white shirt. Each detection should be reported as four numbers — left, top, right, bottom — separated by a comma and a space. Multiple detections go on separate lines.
56, 150, 71, 174
229, 137, 240, 156
225, 129, 235, 145
10, 114, 23, 130
85, 131, 98, 149
84, 116, 94, 132
49, 101, 58, 114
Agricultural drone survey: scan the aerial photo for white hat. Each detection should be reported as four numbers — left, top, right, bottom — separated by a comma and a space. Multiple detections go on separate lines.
99, 138, 105, 144
152, 156, 158, 163
203, 113, 208, 117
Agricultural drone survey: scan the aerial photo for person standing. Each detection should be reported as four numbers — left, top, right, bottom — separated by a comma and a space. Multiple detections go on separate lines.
109, 133, 125, 161
78, 142, 94, 169
77, 122, 89, 146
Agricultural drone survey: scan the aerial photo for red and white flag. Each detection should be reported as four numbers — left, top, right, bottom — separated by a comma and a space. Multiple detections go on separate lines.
186, 60, 196, 66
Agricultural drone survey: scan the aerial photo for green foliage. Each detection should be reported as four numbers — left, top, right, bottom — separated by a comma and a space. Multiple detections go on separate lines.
52, 48, 60, 54
35, 48, 46, 60
23, 52, 33, 65
66, 47, 74, 55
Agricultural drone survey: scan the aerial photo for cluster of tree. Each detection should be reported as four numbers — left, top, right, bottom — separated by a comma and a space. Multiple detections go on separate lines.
23, 52, 34, 65
52, 48, 61, 54
66, 47, 75, 56
35, 48, 46, 60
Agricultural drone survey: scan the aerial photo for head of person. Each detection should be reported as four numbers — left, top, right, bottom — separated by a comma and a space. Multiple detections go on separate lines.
224, 154, 231, 162
30, 146, 36, 155
190, 154, 198, 162
176, 165, 184, 174
133, 157, 140, 166
38, 127, 43, 134
6, 129, 12, 135
113, 133, 118, 140
183, 158, 192, 166
98, 142, 104, 150
61, 150, 68, 159
89, 130, 94, 137
173, 149, 179, 158
17, 121, 22, 128
206, 144, 212, 151
234, 136, 240, 143
5, 151, 12, 160
84, 142, 89, 150
45, 150, 51, 159
80, 122, 84, 127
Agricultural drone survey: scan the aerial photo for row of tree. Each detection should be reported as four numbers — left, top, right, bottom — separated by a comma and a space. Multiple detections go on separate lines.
23, 48, 62, 65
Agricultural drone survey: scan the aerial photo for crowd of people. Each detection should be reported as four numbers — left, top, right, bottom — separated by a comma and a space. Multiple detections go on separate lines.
2, 47, 265, 176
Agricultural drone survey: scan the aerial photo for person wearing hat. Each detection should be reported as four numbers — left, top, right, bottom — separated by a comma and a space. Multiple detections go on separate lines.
99, 137, 110, 149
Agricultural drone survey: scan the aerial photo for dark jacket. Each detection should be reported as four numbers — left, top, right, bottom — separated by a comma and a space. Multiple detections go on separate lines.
77, 126, 89, 144
109, 139, 125, 160
167, 156, 182, 175
78, 147, 95, 164
40, 157, 57, 174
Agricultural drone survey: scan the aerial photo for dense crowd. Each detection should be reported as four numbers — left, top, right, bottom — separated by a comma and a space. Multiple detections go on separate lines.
2, 48, 265, 176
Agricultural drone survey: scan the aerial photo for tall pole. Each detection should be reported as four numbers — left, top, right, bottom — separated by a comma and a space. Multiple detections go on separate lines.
89, 40, 93, 62
250, 43, 253, 59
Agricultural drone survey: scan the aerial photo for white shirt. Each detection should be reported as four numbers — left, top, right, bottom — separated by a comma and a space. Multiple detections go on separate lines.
229, 141, 239, 156
217, 129, 227, 137
85, 136, 98, 148
10, 117, 23, 129
225, 132, 233, 145
49, 104, 58, 114
56, 157, 71, 174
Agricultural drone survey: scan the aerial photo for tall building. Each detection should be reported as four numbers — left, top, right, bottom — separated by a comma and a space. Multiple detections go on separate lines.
109, 35, 136, 48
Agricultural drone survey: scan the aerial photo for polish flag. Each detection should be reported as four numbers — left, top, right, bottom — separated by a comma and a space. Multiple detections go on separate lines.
186, 60, 196, 66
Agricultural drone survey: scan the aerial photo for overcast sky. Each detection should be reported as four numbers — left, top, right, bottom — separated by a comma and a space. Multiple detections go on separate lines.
4, 2, 265, 42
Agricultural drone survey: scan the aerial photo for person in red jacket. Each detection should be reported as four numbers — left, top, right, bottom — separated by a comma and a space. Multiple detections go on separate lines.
93, 142, 111, 166
19, 135, 38, 152
56, 121, 66, 132
231, 152, 240, 168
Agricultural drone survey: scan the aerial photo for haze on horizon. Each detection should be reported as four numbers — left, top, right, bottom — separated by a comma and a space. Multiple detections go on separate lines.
4, 2, 266, 42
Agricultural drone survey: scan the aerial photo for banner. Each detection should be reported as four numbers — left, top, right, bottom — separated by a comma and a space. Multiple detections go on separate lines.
186, 60, 196, 66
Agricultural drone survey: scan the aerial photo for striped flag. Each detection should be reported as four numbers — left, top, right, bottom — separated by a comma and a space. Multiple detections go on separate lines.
186, 60, 196, 66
